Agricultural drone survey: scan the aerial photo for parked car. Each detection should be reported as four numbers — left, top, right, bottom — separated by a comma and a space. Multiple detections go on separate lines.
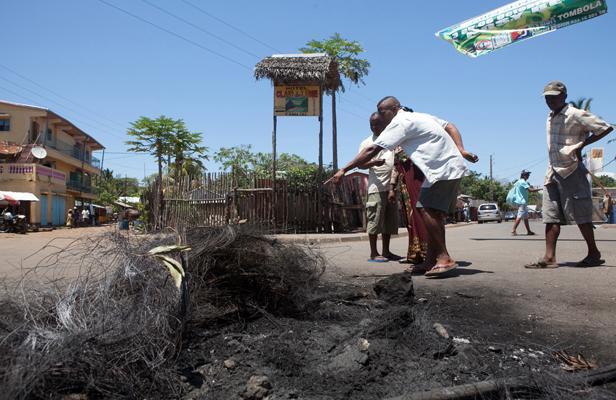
477, 203, 502, 223
504, 211, 516, 221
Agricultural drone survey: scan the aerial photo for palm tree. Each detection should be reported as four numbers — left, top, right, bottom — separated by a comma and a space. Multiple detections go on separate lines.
301, 33, 370, 170
569, 97, 593, 111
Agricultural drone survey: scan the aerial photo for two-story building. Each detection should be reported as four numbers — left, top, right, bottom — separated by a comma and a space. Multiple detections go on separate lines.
0, 99, 104, 226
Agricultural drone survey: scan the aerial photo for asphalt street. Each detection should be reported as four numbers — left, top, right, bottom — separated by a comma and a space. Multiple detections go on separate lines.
321, 221, 616, 362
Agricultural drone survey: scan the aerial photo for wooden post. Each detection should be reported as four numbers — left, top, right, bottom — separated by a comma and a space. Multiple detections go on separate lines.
272, 114, 277, 231
332, 90, 338, 171
317, 87, 324, 232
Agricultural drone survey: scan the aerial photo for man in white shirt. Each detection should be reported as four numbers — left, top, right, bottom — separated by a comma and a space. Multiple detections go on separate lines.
327, 96, 478, 276
359, 113, 401, 262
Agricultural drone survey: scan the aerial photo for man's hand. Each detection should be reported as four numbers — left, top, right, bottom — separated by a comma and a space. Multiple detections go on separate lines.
388, 190, 396, 204
461, 150, 479, 163
324, 169, 345, 185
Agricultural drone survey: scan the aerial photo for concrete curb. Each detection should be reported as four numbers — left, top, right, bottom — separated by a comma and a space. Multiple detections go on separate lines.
274, 222, 476, 244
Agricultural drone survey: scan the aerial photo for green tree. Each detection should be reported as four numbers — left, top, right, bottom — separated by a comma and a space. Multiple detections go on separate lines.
213, 145, 257, 187
301, 33, 370, 170
460, 171, 509, 207
593, 174, 616, 188
96, 168, 141, 206
126, 116, 177, 187
169, 123, 208, 180
569, 97, 593, 111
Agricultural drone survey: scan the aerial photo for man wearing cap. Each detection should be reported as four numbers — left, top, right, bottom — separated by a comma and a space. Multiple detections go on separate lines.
526, 81, 613, 268
509, 170, 542, 236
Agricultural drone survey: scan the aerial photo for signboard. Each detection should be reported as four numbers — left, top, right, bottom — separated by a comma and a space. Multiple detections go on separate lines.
436, 0, 608, 57
274, 85, 321, 116
588, 147, 604, 173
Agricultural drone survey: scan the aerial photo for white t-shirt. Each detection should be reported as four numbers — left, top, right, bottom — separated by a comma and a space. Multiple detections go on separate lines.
373, 110, 467, 186
359, 134, 395, 194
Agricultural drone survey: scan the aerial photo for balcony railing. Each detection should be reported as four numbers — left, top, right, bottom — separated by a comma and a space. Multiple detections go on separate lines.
0, 163, 66, 183
43, 138, 101, 169
67, 179, 94, 194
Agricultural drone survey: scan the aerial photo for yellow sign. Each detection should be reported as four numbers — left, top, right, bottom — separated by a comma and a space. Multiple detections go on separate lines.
274, 85, 320, 116
591, 148, 604, 159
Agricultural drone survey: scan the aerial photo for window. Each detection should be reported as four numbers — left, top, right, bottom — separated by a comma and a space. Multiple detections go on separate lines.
0, 117, 10, 132
46, 128, 53, 142
479, 204, 497, 211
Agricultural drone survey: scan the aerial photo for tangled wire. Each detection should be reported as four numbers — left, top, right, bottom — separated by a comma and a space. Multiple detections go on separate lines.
0, 226, 325, 399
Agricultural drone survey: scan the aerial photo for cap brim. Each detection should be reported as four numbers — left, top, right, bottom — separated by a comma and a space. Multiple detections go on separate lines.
543, 90, 563, 96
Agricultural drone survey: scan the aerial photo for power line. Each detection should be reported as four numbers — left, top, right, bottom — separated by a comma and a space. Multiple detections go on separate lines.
0, 63, 127, 132
139, 0, 261, 59
0, 74, 124, 139
95, 0, 252, 70
0, 84, 121, 142
180, 0, 282, 53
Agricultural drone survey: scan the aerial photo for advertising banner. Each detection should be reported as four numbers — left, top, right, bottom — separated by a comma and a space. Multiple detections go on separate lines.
436, 0, 608, 57
274, 85, 321, 117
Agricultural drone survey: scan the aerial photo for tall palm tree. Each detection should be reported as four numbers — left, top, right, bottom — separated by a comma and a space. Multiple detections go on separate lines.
569, 97, 593, 111
301, 33, 370, 170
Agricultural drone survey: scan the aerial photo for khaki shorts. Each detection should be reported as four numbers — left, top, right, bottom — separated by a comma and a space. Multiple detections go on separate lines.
366, 192, 399, 235
542, 167, 592, 225
417, 179, 461, 214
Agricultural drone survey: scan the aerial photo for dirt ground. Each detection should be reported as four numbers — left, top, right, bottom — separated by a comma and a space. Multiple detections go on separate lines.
2, 224, 616, 399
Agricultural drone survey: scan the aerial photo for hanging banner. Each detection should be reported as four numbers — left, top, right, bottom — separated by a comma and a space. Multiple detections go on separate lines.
436, 0, 608, 58
274, 85, 321, 117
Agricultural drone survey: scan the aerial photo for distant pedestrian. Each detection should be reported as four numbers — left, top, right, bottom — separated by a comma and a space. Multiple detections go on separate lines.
526, 81, 614, 269
81, 208, 90, 227
508, 170, 542, 236
66, 209, 73, 228
463, 203, 470, 223
603, 193, 613, 221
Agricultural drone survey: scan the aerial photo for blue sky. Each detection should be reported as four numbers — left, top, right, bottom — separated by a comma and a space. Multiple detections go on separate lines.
2, 0, 615, 186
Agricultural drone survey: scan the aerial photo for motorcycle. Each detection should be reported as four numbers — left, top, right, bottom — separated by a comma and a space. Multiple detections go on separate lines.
0, 213, 28, 234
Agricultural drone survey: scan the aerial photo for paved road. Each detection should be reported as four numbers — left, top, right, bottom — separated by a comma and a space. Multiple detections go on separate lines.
321, 221, 616, 363
0, 226, 113, 279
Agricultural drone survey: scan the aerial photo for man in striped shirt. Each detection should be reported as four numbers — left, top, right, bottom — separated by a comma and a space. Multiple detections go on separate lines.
526, 81, 613, 269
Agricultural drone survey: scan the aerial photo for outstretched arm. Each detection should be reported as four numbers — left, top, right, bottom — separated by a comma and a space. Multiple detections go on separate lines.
444, 123, 479, 163
325, 144, 385, 185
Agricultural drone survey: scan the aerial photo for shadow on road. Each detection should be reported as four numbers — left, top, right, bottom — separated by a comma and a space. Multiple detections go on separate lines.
559, 262, 616, 268
470, 238, 616, 242
424, 262, 494, 280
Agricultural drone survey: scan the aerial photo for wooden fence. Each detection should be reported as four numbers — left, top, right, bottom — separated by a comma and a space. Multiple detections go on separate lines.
143, 172, 368, 234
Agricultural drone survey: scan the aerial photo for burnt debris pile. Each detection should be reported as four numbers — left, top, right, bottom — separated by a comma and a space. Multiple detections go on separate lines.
0, 227, 325, 399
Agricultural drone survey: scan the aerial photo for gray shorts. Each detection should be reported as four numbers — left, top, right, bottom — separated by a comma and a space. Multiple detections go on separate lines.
542, 167, 592, 225
417, 178, 461, 214
517, 204, 528, 218
366, 192, 399, 235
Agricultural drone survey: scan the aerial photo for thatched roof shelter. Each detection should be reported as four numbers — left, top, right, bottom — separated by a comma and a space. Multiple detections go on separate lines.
254, 53, 341, 92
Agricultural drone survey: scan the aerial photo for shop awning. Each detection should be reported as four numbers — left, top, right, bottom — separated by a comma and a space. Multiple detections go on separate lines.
0, 191, 39, 202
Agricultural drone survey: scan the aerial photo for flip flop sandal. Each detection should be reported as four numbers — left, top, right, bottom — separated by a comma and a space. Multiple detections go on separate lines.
524, 260, 558, 269
575, 257, 605, 268
527, 232, 536, 236
425, 263, 458, 277
368, 256, 389, 263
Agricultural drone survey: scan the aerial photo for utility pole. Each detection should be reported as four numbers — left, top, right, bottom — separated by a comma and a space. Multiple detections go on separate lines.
489, 155, 494, 201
